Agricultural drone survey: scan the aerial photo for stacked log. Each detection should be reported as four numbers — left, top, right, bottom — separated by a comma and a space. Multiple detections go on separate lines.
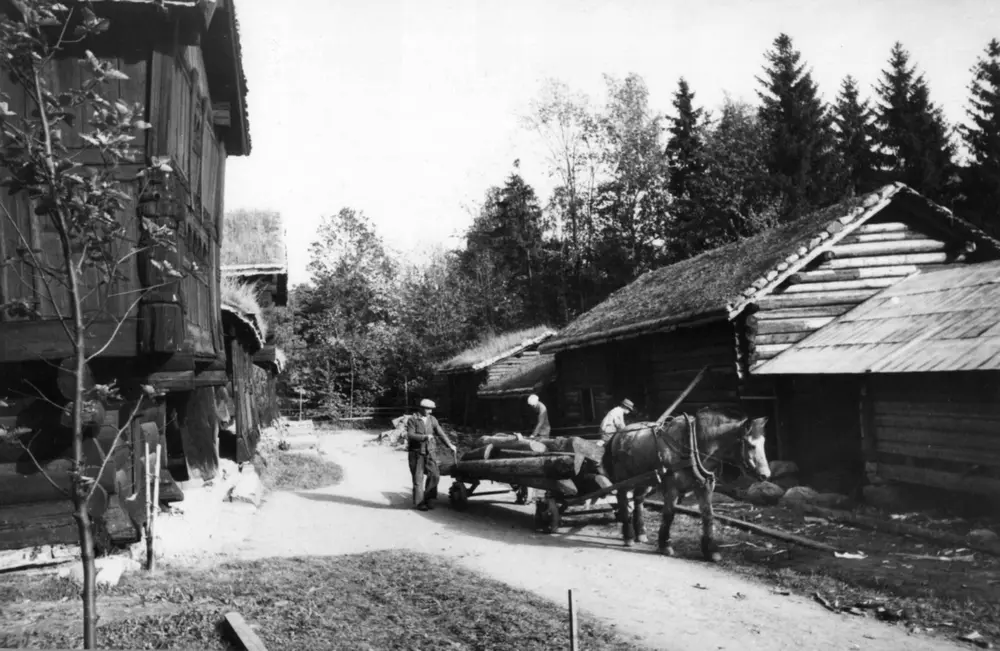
460, 444, 494, 461
456, 456, 576, 479
747, 222, 965, 368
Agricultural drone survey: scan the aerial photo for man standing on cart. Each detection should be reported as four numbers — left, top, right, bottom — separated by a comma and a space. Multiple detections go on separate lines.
527, 394, 551, 439
407, 398, 457, 511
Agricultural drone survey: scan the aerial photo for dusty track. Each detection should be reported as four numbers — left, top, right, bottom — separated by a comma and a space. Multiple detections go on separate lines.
237, 430, 962, 651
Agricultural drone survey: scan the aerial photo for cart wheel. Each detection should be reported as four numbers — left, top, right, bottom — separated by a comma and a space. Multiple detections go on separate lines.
514, 485, 529, 505
449, 482, 469, 510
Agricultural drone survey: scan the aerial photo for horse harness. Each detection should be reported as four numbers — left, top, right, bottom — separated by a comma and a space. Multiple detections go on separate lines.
652, 414, 751, 491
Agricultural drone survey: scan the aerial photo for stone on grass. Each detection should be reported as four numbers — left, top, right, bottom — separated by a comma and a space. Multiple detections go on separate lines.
768, 460, 799, 479
228, 466, 263, 507
779, 486, 820, 507
968, 528, 998, 544
746, 481, 785, 505
59, 556, 141, 588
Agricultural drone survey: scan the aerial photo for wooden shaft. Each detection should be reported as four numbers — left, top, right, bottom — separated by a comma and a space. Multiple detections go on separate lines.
670, 504, 840, 553
821, 252, 948, 269
656, 365, 709, 426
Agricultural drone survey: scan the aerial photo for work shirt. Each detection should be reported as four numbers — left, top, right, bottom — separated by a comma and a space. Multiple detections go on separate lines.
532, 403, 551, 438
406, 413, 454, 453
600, 406, 628, 434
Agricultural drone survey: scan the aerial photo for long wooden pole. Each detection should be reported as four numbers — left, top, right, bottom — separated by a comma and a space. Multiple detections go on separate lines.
150, 443, 161, 572
656, 366, 709, 426
671, 504, 840, 553
568, 589, 578, 651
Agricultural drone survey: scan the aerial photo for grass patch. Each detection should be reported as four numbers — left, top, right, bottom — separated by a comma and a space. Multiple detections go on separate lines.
222, 208, 286, 267
259, 450, 345, 491
221, 276, 268, 341
0, 552, 638, 650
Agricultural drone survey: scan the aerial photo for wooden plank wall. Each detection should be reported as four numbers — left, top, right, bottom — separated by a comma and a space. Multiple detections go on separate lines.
229, 336, 260, 462
748, 204, 973, 369
643, 324, 741, 416
555, 346, 613, 426
871, 372, 1000, 496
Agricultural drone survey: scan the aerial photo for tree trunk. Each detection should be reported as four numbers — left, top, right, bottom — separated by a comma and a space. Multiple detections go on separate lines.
455, 455, 576, 479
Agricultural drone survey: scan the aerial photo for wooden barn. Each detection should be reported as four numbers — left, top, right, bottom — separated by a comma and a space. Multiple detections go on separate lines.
0, 0, 249, 550
539, 183, 1000, 490
219, 209, 287, 461
755, 261, 1000, 503
476, 352, 557, 433
435, 327, 555, 428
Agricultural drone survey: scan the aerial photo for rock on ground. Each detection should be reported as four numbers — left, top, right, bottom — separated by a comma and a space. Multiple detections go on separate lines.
58, 555, 141, 588
779, 485, 820, 506
968, 528, 998, 544
746, 481, 785, 505
229, 467, 264, 507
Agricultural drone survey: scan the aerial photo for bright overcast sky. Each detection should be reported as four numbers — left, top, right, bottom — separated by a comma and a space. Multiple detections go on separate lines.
223, 0, 999, 286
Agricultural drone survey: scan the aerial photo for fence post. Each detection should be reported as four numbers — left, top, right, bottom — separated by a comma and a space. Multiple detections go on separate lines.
568, 589, 578, 651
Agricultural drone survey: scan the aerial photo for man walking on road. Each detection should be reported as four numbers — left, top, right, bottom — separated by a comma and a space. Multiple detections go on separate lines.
407, 398, 456, 511
527, 394, 551, 439
599, 398, 634, 446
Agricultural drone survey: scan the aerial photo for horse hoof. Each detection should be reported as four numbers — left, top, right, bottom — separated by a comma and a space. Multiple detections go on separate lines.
637, 534, 649, 544
659, 545, 675, 557
707, 552, 722, 563
624, 539, 635, 548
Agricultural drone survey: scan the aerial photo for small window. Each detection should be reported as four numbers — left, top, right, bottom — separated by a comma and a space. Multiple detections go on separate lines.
581, 388, 595, 423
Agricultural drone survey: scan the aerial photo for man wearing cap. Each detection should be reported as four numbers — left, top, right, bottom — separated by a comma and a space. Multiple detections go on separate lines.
407, 398, 456, 511
527, 394, 551, 439
599, 398, 634, 446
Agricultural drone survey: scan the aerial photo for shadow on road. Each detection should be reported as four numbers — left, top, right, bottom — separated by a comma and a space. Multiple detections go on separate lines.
296, 490, 412, 510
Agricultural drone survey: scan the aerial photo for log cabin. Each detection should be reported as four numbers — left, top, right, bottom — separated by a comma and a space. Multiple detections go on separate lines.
435, 326, 555, 428
476, 351, 556, 433
754, 261, 1000, 506
0, 0, 249, 550
539, 183, 1000, 491
220, 209, 287, 461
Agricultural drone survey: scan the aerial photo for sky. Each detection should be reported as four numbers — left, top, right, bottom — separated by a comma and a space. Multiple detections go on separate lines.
223, 0, 1000, 287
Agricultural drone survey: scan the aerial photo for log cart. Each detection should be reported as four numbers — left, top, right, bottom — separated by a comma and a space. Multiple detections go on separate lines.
443, 433, 621, 533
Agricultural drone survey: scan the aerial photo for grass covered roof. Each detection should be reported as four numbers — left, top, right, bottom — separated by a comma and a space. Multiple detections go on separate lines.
478, 354, 556, 398
222, 209, 287, 272
541, 183, 997, 353
437, 326, 556, 374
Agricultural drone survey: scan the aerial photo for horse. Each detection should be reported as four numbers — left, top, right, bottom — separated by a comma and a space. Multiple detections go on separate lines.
602, 406, 770, 562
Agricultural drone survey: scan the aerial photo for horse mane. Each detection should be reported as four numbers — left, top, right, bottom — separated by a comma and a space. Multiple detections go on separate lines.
695, 404, 747, 428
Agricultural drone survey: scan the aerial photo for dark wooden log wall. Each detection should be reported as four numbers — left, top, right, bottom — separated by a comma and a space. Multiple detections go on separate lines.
555, 322, 740, 427
747, 207, 978, 370
250, 364, 280, 429
228, 335, 260, 462
869, 372, 1000, 497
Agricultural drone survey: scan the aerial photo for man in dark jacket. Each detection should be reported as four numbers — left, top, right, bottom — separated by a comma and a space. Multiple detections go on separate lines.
406, 398, 456, 510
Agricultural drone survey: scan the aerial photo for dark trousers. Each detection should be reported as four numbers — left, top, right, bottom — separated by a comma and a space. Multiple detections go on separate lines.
408, 450, 440, 506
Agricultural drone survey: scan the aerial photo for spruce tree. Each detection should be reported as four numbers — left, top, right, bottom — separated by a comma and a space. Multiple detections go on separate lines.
665, 77, 706, 200
963, 38, 1000, 230
832, 76, 879, 196
875, 42, 956, 200
756, 33, 837, 219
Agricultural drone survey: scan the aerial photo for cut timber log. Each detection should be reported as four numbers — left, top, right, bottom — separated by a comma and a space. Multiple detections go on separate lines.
491, 449, 574, 458
789, 265, 918, 284
756, 290, 876, 310
841, 231, 926, 244
537, 436, 604, 462
857, 221, 907, 233
474, 434, 524, 447
826, 239, 947, 259
782, 277, 898, 293
468, 474, 579, 496
820, 252, 948, 269
476, 439, 547, 454
749, 317, 834, 335
456, 455, 576, 479
753, 332, 811, 346
461, 444, 494, 461
751, 305, 852, 320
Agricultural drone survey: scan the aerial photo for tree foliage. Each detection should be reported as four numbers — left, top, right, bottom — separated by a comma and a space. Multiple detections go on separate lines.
832, 75, 880, 196
962, 38, 1000, 232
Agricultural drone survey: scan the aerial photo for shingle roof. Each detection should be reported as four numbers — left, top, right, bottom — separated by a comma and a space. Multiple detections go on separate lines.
541, 184, 1000, 354
478, 354, 556, 398
437, 327, 556, 374
754, 261, 1000, 375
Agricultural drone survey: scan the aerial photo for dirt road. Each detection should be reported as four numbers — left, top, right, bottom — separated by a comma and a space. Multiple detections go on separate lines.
237, 431, 963, 651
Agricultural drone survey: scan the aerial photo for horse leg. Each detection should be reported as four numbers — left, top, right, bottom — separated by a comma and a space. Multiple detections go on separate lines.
695, 484, 721, 563
616, 489, 636, 546
658, 481, 679, 556
634, 486, 649, 544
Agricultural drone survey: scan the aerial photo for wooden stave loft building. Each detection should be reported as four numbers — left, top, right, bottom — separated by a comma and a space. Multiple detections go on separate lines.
539, 183, 1000, 494
0, 0, 249, 550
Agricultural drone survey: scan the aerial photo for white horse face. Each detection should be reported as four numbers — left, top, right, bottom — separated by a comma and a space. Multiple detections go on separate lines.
742, 417, 771, 481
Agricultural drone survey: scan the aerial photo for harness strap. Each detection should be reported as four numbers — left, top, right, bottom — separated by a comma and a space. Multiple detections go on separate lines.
684, 414, 716, 491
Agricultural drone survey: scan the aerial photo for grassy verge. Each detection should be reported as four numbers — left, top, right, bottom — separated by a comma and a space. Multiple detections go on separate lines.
259, 450, 345, 491
0, 551, 637, 650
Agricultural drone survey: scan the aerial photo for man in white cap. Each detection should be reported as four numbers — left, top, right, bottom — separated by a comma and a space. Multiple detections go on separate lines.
406, 398, 456, 511
526, 394, 550, 439
599, 398, 634, 446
